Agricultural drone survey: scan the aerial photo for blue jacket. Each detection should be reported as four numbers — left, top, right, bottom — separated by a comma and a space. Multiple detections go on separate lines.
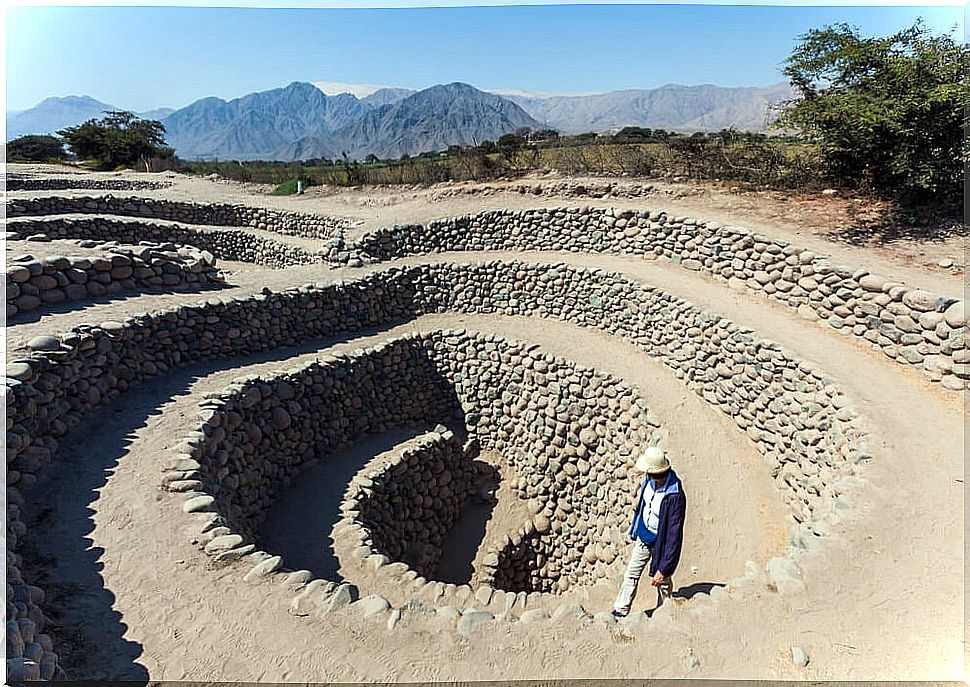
627, 470, 687, 578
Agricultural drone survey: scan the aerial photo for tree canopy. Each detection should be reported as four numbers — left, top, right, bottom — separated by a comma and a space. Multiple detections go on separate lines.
57, 110, 171, 170
6, 135, 66, 162
776, 20, 969, 210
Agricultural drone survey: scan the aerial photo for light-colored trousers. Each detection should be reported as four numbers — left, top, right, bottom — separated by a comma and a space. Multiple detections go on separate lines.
613, 540, 673, 614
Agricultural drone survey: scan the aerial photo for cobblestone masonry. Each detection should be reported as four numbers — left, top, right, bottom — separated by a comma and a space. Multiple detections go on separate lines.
6, 195, 353, 241
6, 176, 172, 192
6, 217, 323, 268
344, 207, 967, 390
5, 260, 870, 677
190, 332, 656, 604
6, 241, 222, 317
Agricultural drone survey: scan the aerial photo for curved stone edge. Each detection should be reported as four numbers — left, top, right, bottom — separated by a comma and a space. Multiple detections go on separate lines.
6, 176, 172, 192
339, 206, 967, 391
430, 178, 658, 202
6, 241, 223, 318
5, 259, 871, 672
6, 194, 355, 242
175, 331, 654, 620
6, 216, 326, 269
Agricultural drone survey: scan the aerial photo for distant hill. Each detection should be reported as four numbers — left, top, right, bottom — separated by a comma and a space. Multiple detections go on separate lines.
140, 107, 175, 120
361, 87, 416, 109
160, 81, 370, 160
505, 82, 794, 134
283, 82, 541, 160
6, 97, 178, 141
6, 96, 116, 140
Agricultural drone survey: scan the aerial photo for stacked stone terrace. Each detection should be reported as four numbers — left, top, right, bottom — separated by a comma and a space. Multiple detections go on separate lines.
8, 260, 870, 676
4, 178, 962, 679
343, 207, 967, 390
7, 217, 323, 270
6, 195, 352, 240
6, 240, 222, 316
6, 174, 172, 192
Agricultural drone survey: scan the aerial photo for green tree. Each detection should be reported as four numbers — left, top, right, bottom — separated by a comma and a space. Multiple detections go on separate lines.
497, 132, 525, 164
777, 20, 970, 209
58, 110, 169, 171
612, 127, 653, 143
6, 135, 66, 161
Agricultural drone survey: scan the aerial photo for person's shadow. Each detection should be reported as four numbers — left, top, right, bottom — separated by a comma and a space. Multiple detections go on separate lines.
642, 581, 727, 617
673, 581, 725, 600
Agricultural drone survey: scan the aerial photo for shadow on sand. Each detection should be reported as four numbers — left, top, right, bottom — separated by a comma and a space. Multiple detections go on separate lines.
19, 319, 415, 679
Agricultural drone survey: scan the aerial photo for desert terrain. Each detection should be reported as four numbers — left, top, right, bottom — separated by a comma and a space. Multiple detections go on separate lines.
4, 163, 965, 682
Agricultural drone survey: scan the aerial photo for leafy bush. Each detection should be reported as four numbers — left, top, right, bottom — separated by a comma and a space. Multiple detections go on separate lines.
57, 110, 169, 171
6, 135, 66, 162
776, 20, 970, 209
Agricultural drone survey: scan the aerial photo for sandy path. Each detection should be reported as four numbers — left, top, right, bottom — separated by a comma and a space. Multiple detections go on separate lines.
257, 428, 429, 580
17, 250, 964, 680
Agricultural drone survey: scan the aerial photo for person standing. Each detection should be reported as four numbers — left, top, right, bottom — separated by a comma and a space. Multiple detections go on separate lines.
612, 446, 687, 617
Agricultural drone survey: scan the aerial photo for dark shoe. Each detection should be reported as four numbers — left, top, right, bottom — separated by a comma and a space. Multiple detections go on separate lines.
610, 609, 627, 619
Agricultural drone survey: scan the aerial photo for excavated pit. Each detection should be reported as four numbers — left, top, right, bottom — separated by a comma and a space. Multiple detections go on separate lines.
195, 330, 661, 598
7, 253, 874, 677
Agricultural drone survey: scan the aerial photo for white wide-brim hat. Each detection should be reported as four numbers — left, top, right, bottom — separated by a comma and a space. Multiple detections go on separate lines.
635, 446, 670, 474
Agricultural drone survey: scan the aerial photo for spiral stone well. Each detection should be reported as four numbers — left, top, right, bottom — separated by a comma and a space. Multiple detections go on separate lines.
8, 160, 967, 681
7, 254, 875, 677
191, 331, 659, 603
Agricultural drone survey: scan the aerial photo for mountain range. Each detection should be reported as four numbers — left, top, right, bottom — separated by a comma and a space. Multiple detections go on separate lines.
5, 95, 174, 141
279, 83, 541, 161
504, 82, 793, 134
6, 80, 792, 161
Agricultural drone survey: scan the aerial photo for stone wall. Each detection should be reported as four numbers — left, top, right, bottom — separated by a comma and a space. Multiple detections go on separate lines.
7, 217, 322, 268
6, 176, 171, 192
6, 195, 352, 240
197, 339, 463, 544
6, 260, 869, 675
353, 427, 483, 579
6, 242, 222, 317
189, 331, 655, 602
346, 207, 967, 390
6, 498, 59, 680
428, 179, 658, 202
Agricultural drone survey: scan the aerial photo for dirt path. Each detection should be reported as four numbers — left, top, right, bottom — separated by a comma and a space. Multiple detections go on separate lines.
257, 428, 427, 580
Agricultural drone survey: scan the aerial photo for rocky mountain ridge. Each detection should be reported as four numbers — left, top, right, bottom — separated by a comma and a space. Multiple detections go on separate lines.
8, 80, 792, 161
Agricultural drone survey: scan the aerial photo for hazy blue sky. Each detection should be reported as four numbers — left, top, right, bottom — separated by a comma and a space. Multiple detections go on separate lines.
6, 3, 963, 111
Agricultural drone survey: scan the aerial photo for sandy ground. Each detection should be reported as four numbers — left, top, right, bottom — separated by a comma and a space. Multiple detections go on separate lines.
5, 164, 966, 681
